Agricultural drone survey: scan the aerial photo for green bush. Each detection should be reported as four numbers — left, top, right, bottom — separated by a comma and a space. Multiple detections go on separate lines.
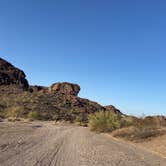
27, 111, 40, 120
88, 111, 125, 132
6, 106, 24, 118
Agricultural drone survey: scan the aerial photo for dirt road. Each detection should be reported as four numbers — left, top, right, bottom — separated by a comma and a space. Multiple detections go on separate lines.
0, 121, 165, 166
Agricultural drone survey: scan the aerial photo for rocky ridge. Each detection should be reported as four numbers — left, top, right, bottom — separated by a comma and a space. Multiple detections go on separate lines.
0, 57, 121, 122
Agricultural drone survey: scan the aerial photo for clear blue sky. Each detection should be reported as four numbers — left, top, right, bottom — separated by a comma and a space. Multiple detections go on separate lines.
0, 0, 165, 116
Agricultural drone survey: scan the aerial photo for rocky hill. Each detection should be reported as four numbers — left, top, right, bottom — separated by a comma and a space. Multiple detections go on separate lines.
0, 57, 122, 123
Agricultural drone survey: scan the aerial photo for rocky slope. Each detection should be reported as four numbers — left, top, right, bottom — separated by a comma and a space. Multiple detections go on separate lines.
0, 57, 122, 122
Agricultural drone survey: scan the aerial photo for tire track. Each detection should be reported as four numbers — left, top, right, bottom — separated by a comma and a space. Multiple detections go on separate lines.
0, 122, 165, 166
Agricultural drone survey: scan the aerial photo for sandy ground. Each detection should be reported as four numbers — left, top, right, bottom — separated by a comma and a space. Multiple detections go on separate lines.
0, 121, 165, 166
136, 133, 166, 157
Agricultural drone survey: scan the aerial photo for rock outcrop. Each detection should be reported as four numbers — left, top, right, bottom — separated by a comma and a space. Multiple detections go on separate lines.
105, 105, 122, 115
50, 82, 80, 96
0, 58, 29, 89
0, 57, 122, 122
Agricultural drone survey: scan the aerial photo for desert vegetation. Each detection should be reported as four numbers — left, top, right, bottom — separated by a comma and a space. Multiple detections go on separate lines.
88, 111, 166, 141
112, 116, 166, 142
88, 111, 131, 132
27, 111, 40, 120
0, 57, 166, 143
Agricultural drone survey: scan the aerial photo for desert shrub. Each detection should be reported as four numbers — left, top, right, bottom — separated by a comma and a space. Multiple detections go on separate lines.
112, 115, 166, 141
134, 127, 161, 140
0, 111, 5, 118
7, 117, 21, 122
74, 115, 88, 126
88, 111, 126, 132
7, 117, 16, 122
6, 106, 24, 118
71, 109, 80, 115
127, 115, 166, 129
112, 126, 165, 142
27, 111, 40, 120
112, 127, 134, 138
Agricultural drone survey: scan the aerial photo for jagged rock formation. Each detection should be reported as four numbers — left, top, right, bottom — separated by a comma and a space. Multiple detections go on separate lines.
50, 82, 80, 96
29, 83, 80, 96
0, 58, 29, 89
0, 57, 122, 122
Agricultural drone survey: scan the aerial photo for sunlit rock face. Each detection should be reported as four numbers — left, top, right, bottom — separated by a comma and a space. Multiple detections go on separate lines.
50, 82, 80, 96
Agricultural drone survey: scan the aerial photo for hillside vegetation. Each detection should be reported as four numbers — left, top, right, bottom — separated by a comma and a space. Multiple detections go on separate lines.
0, 57, 121, 123
88, 111, 166, 141
0, 57, 165, 142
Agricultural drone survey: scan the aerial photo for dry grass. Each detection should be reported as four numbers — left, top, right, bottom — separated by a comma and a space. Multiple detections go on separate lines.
112, 126, 166, 142
5, 106, 25, 118
136, 129, 166, 157
112, 116, 166, 142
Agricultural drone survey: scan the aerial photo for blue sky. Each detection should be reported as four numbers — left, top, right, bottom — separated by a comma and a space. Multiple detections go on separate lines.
0, 0, 165, 116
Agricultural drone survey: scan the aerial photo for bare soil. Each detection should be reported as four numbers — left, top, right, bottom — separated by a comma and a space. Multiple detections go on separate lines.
136, 132, 166, 157
0, 121, 165, 166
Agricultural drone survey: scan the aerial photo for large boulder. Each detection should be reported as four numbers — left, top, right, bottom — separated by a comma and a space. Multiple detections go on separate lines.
50, 82, 80, 96
0, 58, 29, 89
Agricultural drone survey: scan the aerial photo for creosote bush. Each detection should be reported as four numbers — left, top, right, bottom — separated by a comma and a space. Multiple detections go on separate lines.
27, 111, 40, 120
88, 111, 130, 132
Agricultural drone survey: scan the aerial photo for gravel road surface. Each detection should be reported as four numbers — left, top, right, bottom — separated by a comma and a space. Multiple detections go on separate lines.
0, 121, 165, 166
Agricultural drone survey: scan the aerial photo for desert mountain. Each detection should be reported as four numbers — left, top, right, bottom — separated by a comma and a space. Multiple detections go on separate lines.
0, 57, 122, 122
